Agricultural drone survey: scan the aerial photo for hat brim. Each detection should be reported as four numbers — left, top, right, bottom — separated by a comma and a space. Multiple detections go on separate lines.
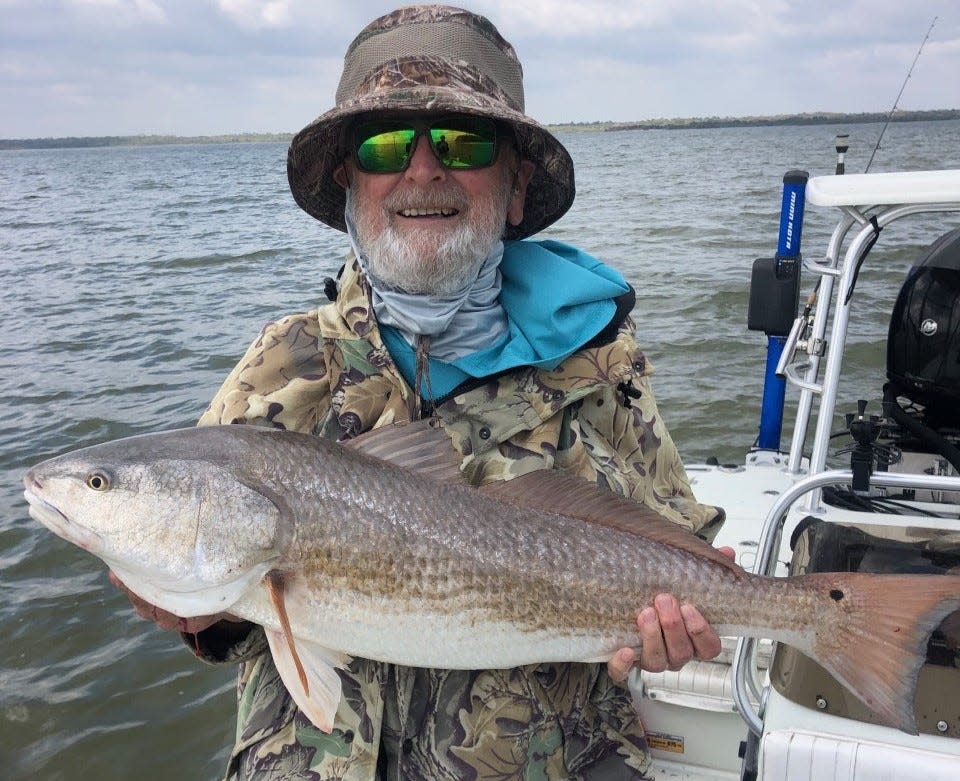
287, 84, 575, 240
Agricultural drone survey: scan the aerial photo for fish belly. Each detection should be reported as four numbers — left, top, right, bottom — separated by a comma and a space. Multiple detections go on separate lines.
232, 588, 636, 668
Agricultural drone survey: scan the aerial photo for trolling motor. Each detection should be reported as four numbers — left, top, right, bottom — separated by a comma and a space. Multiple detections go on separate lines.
748, 171, 808, 450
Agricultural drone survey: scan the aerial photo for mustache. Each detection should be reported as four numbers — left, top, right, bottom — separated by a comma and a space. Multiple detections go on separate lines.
384, 185, 469, 213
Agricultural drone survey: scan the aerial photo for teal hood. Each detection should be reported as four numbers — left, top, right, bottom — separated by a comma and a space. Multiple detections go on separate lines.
381, 239, 633, 401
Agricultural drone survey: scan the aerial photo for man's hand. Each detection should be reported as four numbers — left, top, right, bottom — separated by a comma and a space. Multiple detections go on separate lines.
108, 571, 237, 634
607, 546, 736, 684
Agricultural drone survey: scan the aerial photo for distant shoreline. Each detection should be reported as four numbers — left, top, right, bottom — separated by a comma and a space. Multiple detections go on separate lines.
2, 109, 957, 150
557, 109, 960, 133
0, 132, 295, 151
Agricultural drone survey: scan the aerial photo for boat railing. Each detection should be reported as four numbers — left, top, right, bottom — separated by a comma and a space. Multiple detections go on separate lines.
731, 468, 960, 736
775, 175, 960, 512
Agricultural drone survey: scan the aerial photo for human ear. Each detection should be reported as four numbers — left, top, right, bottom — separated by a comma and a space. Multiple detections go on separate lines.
333, 163, 351, 190
507, 159, 536, 227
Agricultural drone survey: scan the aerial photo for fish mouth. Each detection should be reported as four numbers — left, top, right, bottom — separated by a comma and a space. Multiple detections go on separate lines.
22, 482, 102, 553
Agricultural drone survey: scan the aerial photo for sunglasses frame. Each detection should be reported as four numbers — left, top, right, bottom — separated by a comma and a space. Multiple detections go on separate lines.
349, 114, 502, 174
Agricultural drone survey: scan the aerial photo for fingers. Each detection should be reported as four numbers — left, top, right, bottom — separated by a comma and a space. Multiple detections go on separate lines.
626, 594, 724, 675
609, 548, 734, 682
644, 595, 693, 672
679, 603, 722, 661
606, 647, 638, 685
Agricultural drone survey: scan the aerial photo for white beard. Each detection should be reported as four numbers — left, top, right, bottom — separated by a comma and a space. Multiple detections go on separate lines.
346, 173, 513, 295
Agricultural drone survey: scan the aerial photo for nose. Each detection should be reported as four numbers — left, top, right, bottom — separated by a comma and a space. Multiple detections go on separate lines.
404, 135, 446, 186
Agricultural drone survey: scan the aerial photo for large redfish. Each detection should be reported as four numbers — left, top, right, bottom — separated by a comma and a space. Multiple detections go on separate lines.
23, 423, 960, 734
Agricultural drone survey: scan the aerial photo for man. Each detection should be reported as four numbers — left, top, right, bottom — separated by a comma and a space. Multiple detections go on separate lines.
115, 5, 727, 779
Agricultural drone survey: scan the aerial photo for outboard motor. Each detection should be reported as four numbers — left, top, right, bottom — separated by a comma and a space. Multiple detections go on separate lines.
882, 227, 960, 480
887, 227, 960, 428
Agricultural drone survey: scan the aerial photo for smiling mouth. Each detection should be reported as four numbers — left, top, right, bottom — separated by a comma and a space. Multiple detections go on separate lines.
397, 207, 459, 218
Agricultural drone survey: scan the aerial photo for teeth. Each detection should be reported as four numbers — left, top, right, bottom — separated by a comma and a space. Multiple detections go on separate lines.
399, 208, 457, 217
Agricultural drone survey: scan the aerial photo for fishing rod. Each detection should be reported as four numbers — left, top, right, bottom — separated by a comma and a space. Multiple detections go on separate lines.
865, 16, 937, 172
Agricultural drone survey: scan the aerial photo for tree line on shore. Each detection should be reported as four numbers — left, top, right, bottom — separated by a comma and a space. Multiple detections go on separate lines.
600, 108, 959, 133
2, 109, 957, 150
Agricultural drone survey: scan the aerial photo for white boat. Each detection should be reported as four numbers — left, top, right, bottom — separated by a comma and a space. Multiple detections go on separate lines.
634, 163, 960, 780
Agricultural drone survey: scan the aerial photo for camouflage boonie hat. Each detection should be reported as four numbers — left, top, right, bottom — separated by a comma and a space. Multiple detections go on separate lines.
287, 4, 575, 240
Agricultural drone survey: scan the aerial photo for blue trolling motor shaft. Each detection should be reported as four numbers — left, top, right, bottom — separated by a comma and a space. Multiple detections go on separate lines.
775, 172, 807, 258
757, 170, 808, 450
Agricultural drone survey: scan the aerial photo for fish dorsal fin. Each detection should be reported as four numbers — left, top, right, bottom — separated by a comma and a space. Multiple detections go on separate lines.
263, 571, 351, 733
344, 421, 739, 575
342, 419, 463, 484
481, 471, 742, 576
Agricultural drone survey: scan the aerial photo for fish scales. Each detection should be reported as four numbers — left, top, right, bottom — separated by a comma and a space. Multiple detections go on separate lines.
163, 429, 909, 658
23, 424, 960, 734
250, 429, 742, 641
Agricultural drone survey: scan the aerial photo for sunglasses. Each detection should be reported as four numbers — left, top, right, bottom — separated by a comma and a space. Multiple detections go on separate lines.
351, 115, 499, 173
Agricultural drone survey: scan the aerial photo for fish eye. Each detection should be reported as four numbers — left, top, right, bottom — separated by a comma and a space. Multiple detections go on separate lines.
85, 472, 111, 491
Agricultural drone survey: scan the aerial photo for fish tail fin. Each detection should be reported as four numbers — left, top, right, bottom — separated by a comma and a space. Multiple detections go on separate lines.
803, 572, 960, 734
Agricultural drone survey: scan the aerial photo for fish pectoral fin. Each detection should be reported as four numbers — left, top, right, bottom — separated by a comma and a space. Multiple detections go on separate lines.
263, 570, 351, 732
266, 571, 307, 691
264, 629, 351, 734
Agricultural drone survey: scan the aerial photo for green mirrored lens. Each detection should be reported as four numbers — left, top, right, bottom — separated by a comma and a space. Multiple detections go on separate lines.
428, 123, 496, 169
356, 127, 416, 172
353, 117, 497, 172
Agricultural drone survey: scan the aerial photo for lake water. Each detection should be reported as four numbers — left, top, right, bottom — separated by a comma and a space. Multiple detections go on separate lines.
2, 120, 959, 779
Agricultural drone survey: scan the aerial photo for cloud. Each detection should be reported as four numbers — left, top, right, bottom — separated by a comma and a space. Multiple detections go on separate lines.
0, 0, 956, 138
66, 0, 168, 24
217, 0, 292, 30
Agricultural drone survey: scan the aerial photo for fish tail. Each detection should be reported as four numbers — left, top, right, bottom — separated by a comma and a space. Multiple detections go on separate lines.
803, 572, 960, 734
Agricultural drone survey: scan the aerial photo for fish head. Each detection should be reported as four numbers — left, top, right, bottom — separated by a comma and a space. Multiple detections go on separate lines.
23, 428, 286, 616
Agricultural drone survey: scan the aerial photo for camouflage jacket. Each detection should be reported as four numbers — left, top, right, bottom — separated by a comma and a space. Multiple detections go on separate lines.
193, 257, 722, 780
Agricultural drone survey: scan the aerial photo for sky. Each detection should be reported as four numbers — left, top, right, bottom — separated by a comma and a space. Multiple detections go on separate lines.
1, 0, 957, 139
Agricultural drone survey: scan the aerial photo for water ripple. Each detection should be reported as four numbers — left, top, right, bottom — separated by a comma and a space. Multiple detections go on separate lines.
1, 124, 958, 779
